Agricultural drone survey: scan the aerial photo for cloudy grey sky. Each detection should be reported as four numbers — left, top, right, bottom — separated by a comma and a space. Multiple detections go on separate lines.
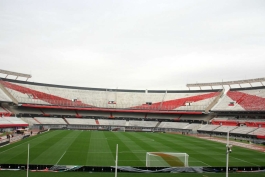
0, 0, 265, 90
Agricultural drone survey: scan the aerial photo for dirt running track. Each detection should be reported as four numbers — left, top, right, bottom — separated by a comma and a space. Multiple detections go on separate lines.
194, 134, 265, 152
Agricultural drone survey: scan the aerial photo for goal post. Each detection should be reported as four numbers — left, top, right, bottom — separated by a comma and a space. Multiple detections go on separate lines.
146, 152, 189, 167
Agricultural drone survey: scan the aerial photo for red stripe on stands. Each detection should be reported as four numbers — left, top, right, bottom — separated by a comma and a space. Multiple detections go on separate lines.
1, 81, 91, 107
227, 91, 265, 111
0, 124, 29, 128
33, 118, 42, 124
131, 92, 219, 110
245, 122, 265, 128
256, 135, 265, 139
21, 104, 203, 115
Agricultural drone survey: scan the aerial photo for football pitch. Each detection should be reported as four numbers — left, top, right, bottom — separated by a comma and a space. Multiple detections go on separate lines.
0, 130, 264, 167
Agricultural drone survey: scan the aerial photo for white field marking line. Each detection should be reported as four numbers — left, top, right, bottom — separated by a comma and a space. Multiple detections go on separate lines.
231, 157, 260, 166
0, 132, 52, 154
196, 160, 211, 167
190, 156, 211, 167
56, 151, 66, 165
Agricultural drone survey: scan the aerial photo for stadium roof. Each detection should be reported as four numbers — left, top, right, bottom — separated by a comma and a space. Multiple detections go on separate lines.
186, 77, 265, 89
0, 69, 31, 81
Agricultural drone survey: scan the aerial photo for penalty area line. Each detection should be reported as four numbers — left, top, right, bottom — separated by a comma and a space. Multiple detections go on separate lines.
191, 156, 211, 167
195, 160, 211, 167
56, 151, 66, 165
199, 160, 211, 167
231, 157, 260, 166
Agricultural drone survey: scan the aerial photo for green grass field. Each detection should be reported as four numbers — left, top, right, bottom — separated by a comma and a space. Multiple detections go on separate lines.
0, 130, 264, 167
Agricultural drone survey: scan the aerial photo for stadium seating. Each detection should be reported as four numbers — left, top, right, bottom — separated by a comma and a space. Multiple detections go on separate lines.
227, 91, 265, 111
230, 126, 258, 134
131, 92, 220, 111
0, 106, 10, 116
35, 117, 67, 124
248, 128, 265, 136
0, 80, 89, 107
182, 123, 202, 131
128, 120, 158, 127
0, 79, 221, 112
21, 117, 41, 126
197, 124, 220, 131
1, 78, 265, 140
213, 86, 265, 111
245, 121, 265, 128
0, 117, 28, 128
98, 119, 126, 126
0, 89, 12, 102
211, 125, 237, 133
66, 118, 97, 125
211, 119, 239, 126
158, 122, 189, 129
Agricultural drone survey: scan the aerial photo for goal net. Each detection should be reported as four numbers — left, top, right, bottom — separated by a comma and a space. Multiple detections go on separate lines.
146, 152, 189, 167
111, 127, 125, 132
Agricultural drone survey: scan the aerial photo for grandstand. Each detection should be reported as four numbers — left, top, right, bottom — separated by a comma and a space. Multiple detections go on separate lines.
0, 78, 221, 112
0, 71, 265, 176
0, 116, 28, 128
213, 86, 265, 111
0, 75, 265, 138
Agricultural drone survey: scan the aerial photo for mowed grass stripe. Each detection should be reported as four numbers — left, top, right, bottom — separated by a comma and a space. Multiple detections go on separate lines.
103, 132, 137, 166
30, 130, 82, 164
109, 132, 146, 166
1, 130, 265, 167
86, 131, 114, 166
28, 130, 73, 164
126, 132, 176, 152
59, 130, 91, 165
0, 131, 63, 164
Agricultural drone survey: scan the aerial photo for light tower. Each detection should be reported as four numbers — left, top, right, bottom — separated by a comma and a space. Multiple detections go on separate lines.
226, 131, 232, 177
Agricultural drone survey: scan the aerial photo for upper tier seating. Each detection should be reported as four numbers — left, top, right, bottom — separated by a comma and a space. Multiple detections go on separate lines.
213, 86, 265, 111
0, 81, 88, 107
0, 89, 12, 102
0, 79, 221, 111
131, 92, 220, 111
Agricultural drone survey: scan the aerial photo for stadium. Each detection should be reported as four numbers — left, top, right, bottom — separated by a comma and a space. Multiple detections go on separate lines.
0, 69, 265, 177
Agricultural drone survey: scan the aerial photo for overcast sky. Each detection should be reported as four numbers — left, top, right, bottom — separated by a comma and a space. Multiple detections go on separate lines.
0, 0, 265, 90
